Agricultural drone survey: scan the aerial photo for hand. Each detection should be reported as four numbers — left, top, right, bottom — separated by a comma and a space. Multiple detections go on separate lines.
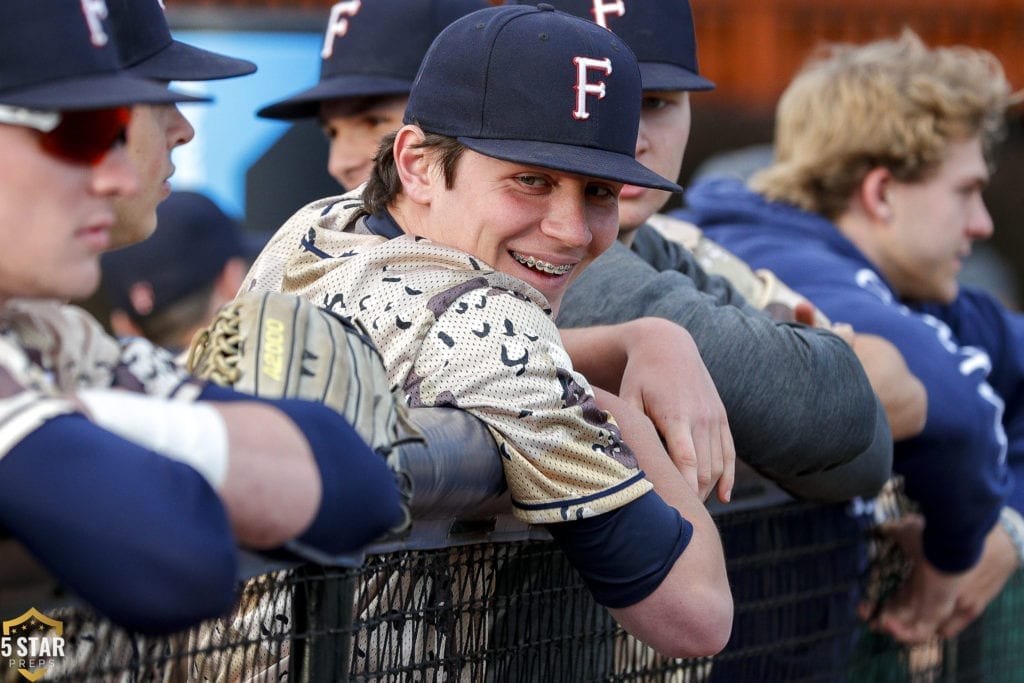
936, 522, 1019, 639
859, 513, 963, 644
793, 300, 818, 326
747, 268, 830, 328
617, 319, 735, 503
559, 318, 735, 503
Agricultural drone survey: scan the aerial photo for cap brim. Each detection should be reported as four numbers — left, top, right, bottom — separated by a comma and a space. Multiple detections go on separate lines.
458, 137, 682, 193
257, 75, 413, 120
0, 73, 206, 110
639, 63, 715, 92
127, 41, 257, 82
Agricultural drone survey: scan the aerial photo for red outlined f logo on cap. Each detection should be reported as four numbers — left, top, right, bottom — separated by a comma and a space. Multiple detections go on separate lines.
321, 0, 362, 59
590, 0, 626, 29
573, 57, 612, 120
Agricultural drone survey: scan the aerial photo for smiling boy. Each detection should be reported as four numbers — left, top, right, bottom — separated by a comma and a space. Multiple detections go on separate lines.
243, 4, 734, 657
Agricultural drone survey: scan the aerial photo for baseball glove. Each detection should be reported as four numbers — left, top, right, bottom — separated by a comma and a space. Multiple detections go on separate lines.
186, 291, 422, 534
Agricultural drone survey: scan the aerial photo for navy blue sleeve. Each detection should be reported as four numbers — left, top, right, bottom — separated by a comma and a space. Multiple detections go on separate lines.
198, 383, 405, 555
829, 290, 1011, 572
929, 288, 1024, 515
545, 490, 691, 608
270, 398, 405, 554
0, 414, 238, 634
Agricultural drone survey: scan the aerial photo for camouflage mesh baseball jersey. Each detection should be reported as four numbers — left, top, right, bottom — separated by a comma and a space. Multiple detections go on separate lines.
243, 190, 653, 525
0, 300, 202, 460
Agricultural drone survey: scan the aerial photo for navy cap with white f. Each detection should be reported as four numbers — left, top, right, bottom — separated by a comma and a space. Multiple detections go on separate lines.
108, 0, 256, 82
405, 4, 681, 193
257, 0, 489, 120
522, 0, 714, 91
0, 0, 198, 110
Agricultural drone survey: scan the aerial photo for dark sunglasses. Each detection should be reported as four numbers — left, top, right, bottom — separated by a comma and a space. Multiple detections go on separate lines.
0, 105, 131, 166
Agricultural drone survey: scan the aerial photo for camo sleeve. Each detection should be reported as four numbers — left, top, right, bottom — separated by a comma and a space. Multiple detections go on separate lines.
282, 233, 653, 525
0, 330, 77, 461
411, 281, 653, 524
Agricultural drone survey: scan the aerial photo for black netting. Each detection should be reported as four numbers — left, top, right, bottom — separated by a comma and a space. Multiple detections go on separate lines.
11, 496, 1024, 682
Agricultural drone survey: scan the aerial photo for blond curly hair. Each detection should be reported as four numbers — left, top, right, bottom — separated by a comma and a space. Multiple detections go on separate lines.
751, 29, 1015, 221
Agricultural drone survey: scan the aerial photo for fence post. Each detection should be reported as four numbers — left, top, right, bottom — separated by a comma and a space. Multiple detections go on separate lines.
288, 565, 356, 682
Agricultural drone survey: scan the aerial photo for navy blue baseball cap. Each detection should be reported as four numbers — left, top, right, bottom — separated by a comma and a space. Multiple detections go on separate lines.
102, 191, 262, 321
522, 0, 714, 91
0, 0, 199, 110
109, 0, 256, 82
257, 0, 489, 120
405, 4, 681, 193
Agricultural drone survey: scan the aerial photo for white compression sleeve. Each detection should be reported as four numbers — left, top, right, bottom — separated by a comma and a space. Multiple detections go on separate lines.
76, 388, 228, 489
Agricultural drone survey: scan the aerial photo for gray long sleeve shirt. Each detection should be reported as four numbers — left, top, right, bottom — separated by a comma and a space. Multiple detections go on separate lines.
557, 236, 892, 503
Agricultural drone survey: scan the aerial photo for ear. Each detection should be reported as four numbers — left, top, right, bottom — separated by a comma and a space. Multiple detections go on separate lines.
393, 125, 436, 205
860, 167, 894, 223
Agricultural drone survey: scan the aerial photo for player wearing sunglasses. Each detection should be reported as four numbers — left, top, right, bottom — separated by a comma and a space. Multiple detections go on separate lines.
0, 105, 132, 167
0, 0, 406, 635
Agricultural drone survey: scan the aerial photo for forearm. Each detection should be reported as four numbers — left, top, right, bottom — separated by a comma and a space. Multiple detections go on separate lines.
213, 402, 321, 547
851, 333, 927, 441
898, 440, 1008, 573
399, 407, 507, 518
594, 387, 732, 657
0, 415, 239, 634
606, 448, 737, 655
560, 317, 701, 395
688, 312, 880, 465
770, 396, 892, 502
932, 517, 1020, 641
76, 388, 320, 548
559, 324, 631, 392
77, 387, 405, 555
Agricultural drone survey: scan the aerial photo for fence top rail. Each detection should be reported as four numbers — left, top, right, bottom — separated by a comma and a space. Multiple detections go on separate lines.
1, 464, 795, 615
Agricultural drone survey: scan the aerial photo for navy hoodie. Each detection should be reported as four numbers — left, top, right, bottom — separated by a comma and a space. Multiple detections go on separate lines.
679, 176, 1024, 573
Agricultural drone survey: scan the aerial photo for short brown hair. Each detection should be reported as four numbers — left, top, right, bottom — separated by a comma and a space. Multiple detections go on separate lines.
363, 129, 467, 215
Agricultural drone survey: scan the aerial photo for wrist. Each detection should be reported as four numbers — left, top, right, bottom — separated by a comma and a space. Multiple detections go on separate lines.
77, 388, 228, 488
998, 506, 1024, 569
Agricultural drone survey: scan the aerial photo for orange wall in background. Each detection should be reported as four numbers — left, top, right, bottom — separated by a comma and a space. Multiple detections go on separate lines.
170, 0, 1023, 113
692, 0, 1024, 112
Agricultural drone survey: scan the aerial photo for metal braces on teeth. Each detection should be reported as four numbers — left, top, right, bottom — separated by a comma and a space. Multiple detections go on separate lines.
514, 253, 572, 275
